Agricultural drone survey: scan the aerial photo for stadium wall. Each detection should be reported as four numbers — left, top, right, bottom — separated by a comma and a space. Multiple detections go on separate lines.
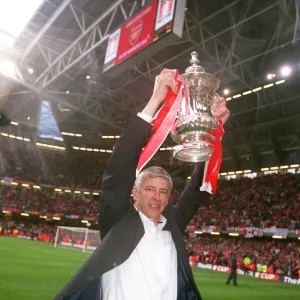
196, 262, 300, 285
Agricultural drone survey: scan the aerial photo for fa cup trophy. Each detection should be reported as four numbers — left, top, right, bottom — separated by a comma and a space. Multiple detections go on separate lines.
170, 51, 220, 162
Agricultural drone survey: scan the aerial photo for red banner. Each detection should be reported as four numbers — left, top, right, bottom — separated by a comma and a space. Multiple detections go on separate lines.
26, 210, 42, 216
256, 273, 279, 281
196, 263, 281, 282
2, 208, 21, 213
50, 213, 63, 218
65, 215, 81, 220
85, 217, 97, 222
116, 1, 158, 65
202, 225, 221, 233
245, 227, 264, 238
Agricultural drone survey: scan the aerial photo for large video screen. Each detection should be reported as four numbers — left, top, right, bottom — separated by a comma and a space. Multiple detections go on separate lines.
103, 0, 179, 74
37, 100, 64, 143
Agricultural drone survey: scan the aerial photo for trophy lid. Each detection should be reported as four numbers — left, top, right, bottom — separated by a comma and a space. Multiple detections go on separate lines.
183, 51, 220, 92
185, 51, 205, 74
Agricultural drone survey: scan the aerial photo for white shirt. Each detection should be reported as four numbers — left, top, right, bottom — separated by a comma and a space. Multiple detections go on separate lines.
137, 112, 154, 124
101, 209, 178, 300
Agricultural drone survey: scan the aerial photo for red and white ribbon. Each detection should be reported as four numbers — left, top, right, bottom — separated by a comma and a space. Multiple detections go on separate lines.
137, 70, 182, 174
200, 121, 224, 194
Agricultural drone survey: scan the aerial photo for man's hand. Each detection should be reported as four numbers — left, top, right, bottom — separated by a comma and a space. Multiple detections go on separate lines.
212, 94, 230, 125
141, 69, 177, 117
151, 69, 177, 103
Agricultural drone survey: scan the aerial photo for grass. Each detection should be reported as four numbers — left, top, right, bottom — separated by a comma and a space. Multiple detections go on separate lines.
0, 237, 299, 300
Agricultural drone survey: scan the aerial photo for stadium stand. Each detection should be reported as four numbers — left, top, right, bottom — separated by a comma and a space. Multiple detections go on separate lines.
0, 139, 107, 188
0, 185, 99, 219
190, 174, 300, 229
1, 171, 299, 228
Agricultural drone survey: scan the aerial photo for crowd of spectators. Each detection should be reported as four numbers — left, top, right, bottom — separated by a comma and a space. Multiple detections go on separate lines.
0, 219, 56, 242
185, 234, 300, 278
1, 172, 299, 229
190, 173, 300, 229
0, 185, 98, 218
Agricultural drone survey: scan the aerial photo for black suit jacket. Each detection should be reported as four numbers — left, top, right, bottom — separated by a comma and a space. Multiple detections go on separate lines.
54, 115, 209, 300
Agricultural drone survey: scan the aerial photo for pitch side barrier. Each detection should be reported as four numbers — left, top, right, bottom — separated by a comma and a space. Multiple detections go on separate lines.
196, 262, 300, 286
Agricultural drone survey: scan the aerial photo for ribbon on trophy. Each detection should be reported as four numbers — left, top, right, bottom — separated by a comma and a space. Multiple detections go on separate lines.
136, 70, 183, 174
136, 70, 224, 195
200, 120, 224, 194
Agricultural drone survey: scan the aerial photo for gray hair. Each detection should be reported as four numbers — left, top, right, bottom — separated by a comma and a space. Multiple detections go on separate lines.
135, 166, 173, 194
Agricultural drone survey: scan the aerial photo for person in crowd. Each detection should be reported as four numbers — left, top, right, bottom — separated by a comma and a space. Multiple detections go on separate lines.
226, 252, 238, 286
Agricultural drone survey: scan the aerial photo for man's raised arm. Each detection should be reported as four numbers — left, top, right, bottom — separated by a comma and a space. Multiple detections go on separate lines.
173, 163, 208, 233
99, 69, 178, 239
99, 116, 151, 238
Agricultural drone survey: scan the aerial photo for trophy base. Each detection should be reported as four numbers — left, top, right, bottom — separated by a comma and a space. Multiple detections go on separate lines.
173, 144, 212, 162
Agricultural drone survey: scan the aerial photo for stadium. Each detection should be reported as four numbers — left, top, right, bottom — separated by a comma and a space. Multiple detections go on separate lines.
0, 0, 300, 299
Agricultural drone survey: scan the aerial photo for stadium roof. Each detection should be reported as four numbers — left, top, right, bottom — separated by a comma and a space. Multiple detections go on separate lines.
0, 0, 300, 177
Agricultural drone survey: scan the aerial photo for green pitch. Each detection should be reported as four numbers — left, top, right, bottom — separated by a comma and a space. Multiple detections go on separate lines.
0, 237, 299, 300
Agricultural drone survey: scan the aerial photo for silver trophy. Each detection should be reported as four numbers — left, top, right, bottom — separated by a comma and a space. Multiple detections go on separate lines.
170, 51, 220, 162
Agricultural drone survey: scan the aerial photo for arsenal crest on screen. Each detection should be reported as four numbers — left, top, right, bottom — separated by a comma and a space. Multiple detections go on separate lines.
129, 19, 144, 46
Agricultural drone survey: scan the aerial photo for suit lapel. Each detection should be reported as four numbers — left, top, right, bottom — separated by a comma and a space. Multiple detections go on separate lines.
162, 207, 195, 285
162, 208, 182, 246
106, 206, 144, 269
162, 207, 172, 231
132, 207, 145, 249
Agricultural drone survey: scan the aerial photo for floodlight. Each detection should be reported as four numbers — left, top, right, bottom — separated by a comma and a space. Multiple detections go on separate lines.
0, 60, 16, 76
280, 65, 292, 77
223, 88, 230, 95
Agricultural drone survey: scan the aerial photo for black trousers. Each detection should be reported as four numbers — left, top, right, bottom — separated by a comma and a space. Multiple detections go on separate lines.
226, 270, 237, 285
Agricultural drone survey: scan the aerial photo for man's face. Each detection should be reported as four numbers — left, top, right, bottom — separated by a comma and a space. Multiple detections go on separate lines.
133, 176, 170, 223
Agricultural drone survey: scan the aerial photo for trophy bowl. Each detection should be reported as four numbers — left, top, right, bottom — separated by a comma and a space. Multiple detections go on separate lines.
170, 51, 220, 162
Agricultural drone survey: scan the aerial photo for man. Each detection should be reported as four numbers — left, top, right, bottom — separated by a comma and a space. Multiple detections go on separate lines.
54, 69, 229, 300
226, 253, 238, 286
